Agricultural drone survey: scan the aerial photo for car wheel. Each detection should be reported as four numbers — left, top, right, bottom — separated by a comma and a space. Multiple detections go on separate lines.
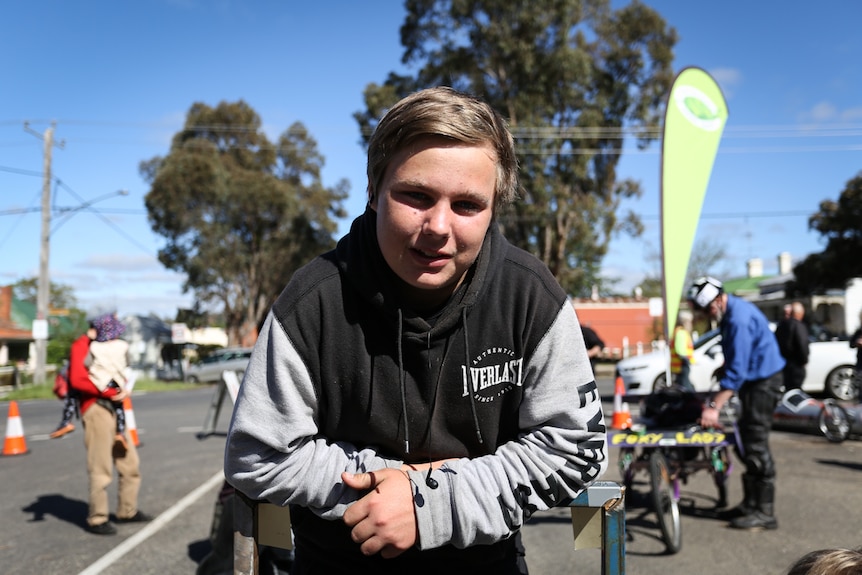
652, 373, 670, 393
825, 365, 856, 401
187, 375, 199, 384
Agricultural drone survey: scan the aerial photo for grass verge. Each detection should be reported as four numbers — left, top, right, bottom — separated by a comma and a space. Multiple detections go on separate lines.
1, 379, 208, 401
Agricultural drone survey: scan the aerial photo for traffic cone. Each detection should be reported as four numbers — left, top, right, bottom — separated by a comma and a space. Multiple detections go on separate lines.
2, 401, 30, 456
610, 376, 632, 430
123, 397, 141, 447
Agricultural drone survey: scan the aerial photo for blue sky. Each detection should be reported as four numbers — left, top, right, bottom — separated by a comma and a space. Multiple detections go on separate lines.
2, 1, 861, 319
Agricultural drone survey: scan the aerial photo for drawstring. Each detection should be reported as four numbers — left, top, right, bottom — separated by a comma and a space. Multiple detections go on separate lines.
462, 308, 484, 446
397, 309, 410, 454
398, 307, 484, 458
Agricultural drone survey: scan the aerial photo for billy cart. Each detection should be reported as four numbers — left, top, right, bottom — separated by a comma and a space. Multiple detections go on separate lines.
608, 392, 737, 555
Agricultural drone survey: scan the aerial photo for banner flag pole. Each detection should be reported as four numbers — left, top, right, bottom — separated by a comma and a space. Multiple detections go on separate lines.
660, 67, 729, 344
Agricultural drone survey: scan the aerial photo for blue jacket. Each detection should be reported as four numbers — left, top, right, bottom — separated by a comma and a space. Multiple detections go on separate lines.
719, 295, 785, 391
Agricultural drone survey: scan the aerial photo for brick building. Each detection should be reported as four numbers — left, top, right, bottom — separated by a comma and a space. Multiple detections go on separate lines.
0, 285, 33, 365
572, 297, 662, 359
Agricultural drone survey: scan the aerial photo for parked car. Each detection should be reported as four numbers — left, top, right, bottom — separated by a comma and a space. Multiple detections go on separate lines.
616, 329, 858, 400
185, 347, 252, 384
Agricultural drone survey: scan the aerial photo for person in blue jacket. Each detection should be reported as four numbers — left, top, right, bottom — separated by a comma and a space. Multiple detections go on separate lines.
688, 276, 784, 531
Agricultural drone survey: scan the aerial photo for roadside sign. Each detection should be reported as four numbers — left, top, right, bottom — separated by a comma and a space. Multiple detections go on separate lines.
32, 319, 48, 340
648, 298, 663, 318
171, 323, 187, 344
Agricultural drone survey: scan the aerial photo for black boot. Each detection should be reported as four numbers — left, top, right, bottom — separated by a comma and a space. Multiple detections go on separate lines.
722, 474, 757, 519
730, 479, 778, 530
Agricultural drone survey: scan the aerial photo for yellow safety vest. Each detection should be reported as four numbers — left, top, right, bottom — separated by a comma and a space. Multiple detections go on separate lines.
670, 326, 695, 374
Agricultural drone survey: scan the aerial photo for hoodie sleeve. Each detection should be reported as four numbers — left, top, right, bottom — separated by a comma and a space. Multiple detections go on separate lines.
224, 313, 402, 519
408, 303, 608, 549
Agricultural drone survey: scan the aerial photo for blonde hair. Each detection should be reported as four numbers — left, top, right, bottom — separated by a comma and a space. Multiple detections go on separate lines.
366, 86, 518, 213
786, 548, 862, 575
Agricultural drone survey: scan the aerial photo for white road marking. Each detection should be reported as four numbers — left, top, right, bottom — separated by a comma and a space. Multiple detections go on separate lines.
77, 469, 225, 575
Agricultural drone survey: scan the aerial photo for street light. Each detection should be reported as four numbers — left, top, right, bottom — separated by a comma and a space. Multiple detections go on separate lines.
32, 188, 130, 385
51, 189, 130, 235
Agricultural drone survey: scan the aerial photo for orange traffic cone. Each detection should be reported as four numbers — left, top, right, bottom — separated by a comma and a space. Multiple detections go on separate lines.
610, 376, 632, 430
2, 401, 30, 456
123, 397, 141, 447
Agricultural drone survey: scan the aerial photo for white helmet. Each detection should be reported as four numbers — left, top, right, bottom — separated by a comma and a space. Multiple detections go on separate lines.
687, 276, 723, 310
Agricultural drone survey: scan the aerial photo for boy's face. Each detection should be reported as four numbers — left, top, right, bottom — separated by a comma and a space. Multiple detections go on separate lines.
371, 136, 497, 310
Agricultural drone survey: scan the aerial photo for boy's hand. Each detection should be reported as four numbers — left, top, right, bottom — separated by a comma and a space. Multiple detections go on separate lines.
342, 469, 417, 558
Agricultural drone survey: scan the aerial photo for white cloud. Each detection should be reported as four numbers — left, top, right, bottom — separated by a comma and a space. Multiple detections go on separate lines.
797, 101, 862, 123
840, 107, 862, 121
809, 101, 838, 121
78, 253, 161, 272
708, 67, 742, 99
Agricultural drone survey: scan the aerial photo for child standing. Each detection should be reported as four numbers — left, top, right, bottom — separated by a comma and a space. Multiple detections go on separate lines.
85, 314, 130, 449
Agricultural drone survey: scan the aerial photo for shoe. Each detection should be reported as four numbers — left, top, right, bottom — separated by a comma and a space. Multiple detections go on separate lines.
116, 511, 153, 524
729, 510, 778, 531
87, 522, 117, 535
720, 502, 754, 520
49, 423, 75, 439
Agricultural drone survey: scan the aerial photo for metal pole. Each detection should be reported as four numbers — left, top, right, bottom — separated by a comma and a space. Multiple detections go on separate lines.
34, 124, 55, 386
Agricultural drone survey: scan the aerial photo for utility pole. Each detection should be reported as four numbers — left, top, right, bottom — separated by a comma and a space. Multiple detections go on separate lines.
25, 121, 64, 385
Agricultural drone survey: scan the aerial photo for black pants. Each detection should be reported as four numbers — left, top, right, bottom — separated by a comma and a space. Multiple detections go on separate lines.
782, 362, 806, 391
736, 372, 783, 480
290, 525, 528, 575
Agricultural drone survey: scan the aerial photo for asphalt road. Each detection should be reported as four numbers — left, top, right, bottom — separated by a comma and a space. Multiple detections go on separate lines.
1, 379, 861, 575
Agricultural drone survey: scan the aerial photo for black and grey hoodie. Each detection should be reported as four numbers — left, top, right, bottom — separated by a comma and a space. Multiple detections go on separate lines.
225, 208, 608, 570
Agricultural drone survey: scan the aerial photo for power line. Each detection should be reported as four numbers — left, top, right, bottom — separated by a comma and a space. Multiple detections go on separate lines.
6, 118, 862, 138
639, 210, 813, 221
53, 179, 154, 256
0, 164, 43, 177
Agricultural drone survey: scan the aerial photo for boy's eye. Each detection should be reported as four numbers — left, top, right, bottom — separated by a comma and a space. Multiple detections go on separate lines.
454, 201, 483, 213
395, 190, 430, 204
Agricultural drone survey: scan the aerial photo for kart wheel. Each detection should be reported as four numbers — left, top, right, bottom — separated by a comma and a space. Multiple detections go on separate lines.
818, 400, 850, 443
649, 451, 681, 554
652, 373, 670, 393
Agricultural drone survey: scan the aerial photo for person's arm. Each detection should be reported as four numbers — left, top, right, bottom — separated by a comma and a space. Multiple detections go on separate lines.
794, 323, 809, 364
395, 304, 607, 550
224, 313, 402, 518
718, 319, 749, 392
699, 387, 734, 429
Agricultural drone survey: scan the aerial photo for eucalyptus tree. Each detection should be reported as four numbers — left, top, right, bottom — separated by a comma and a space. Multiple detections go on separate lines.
141, 101, 348, 345
355, 0, 677, 295
791, 171, 862, 295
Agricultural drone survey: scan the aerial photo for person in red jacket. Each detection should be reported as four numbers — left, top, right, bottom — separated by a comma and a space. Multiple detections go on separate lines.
68, 317, 151, 535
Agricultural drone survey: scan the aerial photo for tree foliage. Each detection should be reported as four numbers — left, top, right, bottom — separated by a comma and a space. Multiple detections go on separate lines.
12, 278, 88, 362
13, 278, 79, 310
790, 171, 862, 295
141, 101, 348, 345
354, 0, 676, 295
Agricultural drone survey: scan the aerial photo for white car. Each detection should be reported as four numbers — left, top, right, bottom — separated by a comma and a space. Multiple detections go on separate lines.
616, 329, 858, 400
185, 347, 252, 384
